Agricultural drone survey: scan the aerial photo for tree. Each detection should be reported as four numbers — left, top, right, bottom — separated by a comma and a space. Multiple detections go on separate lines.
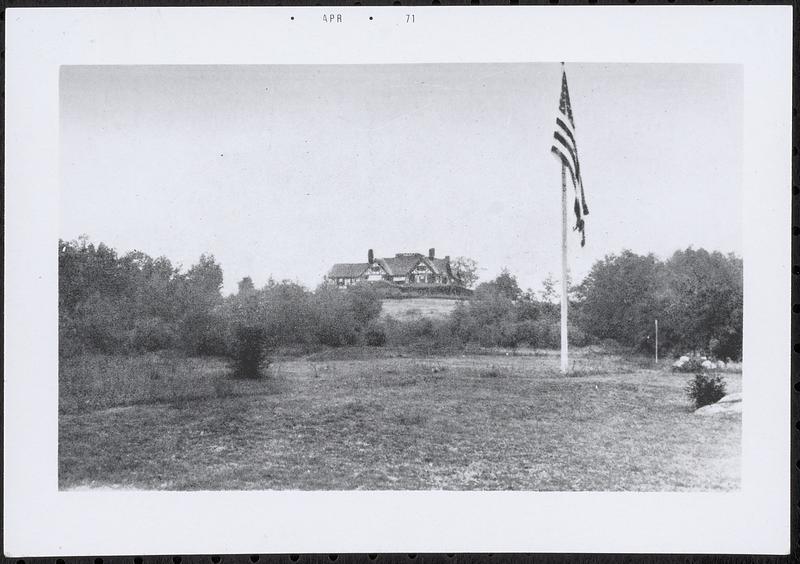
184, 254, 224, 299
475, 268, 522, 301
451, 256, 479, 288
311, 285, 360, 346
574, 248, 743, 359
574, 250, 664, 349
260, 281, 314, 345
539, 273, 559, 303
177, 254, 226, 356
223, 288, 270, 378
495, 268, 522, 301
237, 276, 255, 294
661, 248, 742, 359
345, 283, 383, 326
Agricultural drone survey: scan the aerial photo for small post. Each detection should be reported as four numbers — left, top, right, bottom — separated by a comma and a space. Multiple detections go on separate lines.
655, 319, 659, 364
560, 162, 569, 374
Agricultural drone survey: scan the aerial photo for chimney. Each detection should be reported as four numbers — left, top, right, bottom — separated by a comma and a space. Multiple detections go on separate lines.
428, 248, 435, 260
368, 249, 374, 264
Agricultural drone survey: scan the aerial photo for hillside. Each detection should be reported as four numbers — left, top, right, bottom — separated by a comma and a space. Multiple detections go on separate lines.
380, 297, 464, 321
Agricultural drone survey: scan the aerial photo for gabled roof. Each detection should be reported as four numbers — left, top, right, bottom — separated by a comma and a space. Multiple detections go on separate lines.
328, 253, 453, 279
428, 257, 452, 276
328, 263, 368, 278
378, 255, 424, 276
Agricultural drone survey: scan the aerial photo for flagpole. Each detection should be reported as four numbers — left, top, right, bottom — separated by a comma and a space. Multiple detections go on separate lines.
655, 319, 659, 364
560, 161, 569, 374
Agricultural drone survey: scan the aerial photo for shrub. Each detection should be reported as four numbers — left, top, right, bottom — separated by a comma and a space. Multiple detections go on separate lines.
671, 354, 726, 373
497, 321, 523, 348
672, 356, 705, 373
346, 284, 383, 325
59, 313, 84, 358
363, 322, 387, 346
73, 293, 128, 354
311, 286, 361, 346
229, 324, 270, 378
178, 310, 230, 356
685, 372, 727, 408
386, 317, 434, 345
129, 317, 178, 352
530, 318, 560, 348
567, 324, 592, 347
480, 366, 508, 378
260, 281, 315, 345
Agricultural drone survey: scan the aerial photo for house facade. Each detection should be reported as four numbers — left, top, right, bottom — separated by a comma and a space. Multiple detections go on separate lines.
327, 248, 458, 288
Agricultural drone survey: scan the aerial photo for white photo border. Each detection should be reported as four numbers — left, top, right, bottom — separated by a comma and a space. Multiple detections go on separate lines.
4, 5, 793, 556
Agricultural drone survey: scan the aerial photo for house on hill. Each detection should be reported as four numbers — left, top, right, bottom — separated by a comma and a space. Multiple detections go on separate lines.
327, 248, 459, 288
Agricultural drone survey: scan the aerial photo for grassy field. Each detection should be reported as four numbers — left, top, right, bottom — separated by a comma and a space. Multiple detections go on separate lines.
380, 298, 464, 321
59, 348, 741, 491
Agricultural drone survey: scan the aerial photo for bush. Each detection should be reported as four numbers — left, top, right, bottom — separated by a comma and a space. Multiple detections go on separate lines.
363, 322, 387, 346
178, 310, 230, 356
59, 313, 84, 358
567, 324, 592, 347
346, 284, 383, 325
311, 286, 363, 346
685, 372, 727, 408
73, 293, 128, 354
672, 356, 706, 373
129, 317, 178, 352
531, 318, 560, 348
386, 317, 434, 345
229, 324, 270, 378
480, 366, 508, 378
672, 354, 726, 373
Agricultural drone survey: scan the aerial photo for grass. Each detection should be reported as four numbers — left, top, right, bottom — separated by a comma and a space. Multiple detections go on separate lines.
58, 347, 741, 491
380, 298, 464, 321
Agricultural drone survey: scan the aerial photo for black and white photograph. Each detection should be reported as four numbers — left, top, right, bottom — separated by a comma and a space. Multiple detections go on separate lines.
57, 62, 744, 492
4, 6, 792, 557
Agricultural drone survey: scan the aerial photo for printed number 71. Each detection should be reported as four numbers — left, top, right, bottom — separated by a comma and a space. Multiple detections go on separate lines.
406, 14, 415, 23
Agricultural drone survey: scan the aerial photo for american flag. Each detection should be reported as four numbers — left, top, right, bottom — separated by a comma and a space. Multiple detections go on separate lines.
551, 66, 589, 247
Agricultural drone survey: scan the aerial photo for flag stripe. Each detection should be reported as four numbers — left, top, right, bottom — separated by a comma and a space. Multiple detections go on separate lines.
553, 131, 581, 181
555, 117, 577, 154
551, 145, 578, 188
552, 67, 588, 247
555, 118, 582, 183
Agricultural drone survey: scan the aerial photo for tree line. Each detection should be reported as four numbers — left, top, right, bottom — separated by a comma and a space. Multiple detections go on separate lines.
574, 248, 742, 360
58, 237, 742, 366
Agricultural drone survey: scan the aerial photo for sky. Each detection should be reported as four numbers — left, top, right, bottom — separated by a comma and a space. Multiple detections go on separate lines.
60, 63, 742, 295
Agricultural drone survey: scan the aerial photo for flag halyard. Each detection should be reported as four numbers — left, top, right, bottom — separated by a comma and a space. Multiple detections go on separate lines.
551, 68, 589, 246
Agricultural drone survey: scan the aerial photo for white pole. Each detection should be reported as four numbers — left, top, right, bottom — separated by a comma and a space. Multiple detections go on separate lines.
655, 318, 659, 364
560, 162, 569, 374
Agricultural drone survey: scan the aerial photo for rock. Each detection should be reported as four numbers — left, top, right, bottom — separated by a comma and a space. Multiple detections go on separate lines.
679, 356, 690, 363
695, 402, 742, 415
695, 393, 742, 415
716, 360, 726, 369
701, 360, 715, 369
717, 392, 741, 403
672, 360, 684, 368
